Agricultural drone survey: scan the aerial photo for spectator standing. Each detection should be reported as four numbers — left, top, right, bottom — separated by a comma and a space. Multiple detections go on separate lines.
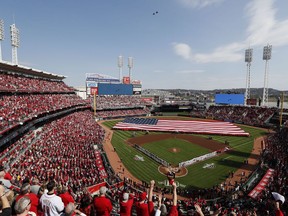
59, 186, 74, 207
14, 196, 34, 216
64, 203, 86, 216
120, 192, 134, 216
135, 180, 155, 216
78, 194, 94, 216
167, 182, 178, 216
0, 184, 11, 216
272, 192, 285, 216
39, 181, 64, 216
135, 191, 148, 216
0, 166, 12, 193
30, 179, 41, 196
15, 183, 39, 215
93, 186, 112, 216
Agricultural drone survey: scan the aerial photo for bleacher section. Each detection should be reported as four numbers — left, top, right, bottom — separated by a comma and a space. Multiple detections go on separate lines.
191, 105, 277, 127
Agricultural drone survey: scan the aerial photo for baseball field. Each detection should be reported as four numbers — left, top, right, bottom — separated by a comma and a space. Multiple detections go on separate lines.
103, 118, 267, 189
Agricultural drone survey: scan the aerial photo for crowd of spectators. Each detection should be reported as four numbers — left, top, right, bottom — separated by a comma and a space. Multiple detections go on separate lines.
1, 111, 106, 203
191, 105, 277, 127
93, 95, 151, 110
0, 93, 89, 134
0, 73, 74, 93
95, 108, 150, 119
0, 130, 35, 168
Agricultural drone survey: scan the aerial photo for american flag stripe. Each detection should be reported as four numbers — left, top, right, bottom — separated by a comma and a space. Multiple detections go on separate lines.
113, 120, 249, 136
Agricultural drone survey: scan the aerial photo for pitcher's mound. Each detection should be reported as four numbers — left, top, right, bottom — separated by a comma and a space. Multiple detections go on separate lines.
169, 147, 181, 153
159, 165, 188, 177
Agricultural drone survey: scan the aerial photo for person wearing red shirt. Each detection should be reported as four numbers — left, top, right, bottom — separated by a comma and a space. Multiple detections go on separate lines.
14, 196, 33, 216
59, 186, 74, 207
0, 165, 11, 181
93, 186, 112, 216
167, 182, 178, 216
135, 191, 149, 216
120, 192, 134, 216
4, 172, 12, 181
272, 192, 285, 216
79, 194, 94, 216
135, 180, 155, 216
15, 183, 39, 216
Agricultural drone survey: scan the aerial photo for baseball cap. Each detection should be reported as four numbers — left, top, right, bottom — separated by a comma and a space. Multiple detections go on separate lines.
140, 192, 147, 201
272, 192, 285, 204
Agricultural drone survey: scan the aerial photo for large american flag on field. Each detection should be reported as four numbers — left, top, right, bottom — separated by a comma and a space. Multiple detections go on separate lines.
113, 119, 249, 136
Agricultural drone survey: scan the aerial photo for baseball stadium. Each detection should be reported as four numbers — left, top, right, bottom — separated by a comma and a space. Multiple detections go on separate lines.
0, 58, 287, 215
1, 7, 288, 216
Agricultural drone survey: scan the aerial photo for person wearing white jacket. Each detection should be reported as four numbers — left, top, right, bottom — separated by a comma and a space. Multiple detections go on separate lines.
40, 181, 64, 216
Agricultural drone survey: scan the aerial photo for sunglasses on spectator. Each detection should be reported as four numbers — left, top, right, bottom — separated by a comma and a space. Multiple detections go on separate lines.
25, 200, 32, 209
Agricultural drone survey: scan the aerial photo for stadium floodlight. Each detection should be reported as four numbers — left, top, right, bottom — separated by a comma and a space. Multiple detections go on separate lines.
118, 55, 123, 83
245, 48, 253, 63
0, 19, 4, 62
10, 23, 20, 65
128, 57, 133, 81
263, 45, 272, 60
244, 48, 253, 106
262, 44, 272, 106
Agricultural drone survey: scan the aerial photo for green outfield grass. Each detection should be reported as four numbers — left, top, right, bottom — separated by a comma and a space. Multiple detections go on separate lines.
143, 138, 211, 165
103, 119, 267, 189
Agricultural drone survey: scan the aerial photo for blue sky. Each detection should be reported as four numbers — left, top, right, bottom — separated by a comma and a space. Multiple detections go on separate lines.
0, 0, 288, 90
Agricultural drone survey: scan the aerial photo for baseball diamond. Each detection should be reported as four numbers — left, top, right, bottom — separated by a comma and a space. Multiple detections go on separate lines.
102, 119, 267, 190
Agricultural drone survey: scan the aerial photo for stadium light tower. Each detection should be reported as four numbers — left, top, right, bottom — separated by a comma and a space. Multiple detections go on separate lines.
262, 44, 272, 106
0, 19, 4, 62
244, 48, 253, 106
128, 57, 133, 82
10, 23, 20, 65
118, 55, 123, 83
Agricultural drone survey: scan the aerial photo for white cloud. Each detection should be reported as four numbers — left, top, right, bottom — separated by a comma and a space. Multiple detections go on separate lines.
173, 42, 244, 63
172, 43, 191, 59
179, 0, 225, 8
245, 0, 288, 46
174, 0, 288, 63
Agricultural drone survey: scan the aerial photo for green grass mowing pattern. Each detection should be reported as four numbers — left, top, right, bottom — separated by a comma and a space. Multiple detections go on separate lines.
102, 121, 268, 188
143, 138, 211, 165
107, 124, 164, 182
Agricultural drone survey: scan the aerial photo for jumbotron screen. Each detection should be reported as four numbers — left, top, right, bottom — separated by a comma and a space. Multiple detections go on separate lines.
98, 83, 133, 95
215, 94, 245, 105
